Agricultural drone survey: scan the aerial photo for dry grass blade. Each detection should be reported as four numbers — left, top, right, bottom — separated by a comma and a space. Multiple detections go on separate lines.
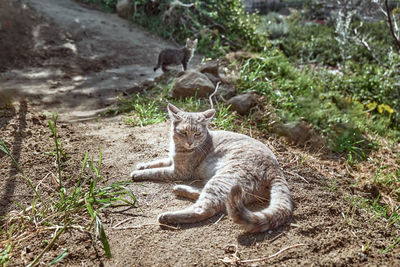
113, 223, 179, 230
240, 243, 308, 263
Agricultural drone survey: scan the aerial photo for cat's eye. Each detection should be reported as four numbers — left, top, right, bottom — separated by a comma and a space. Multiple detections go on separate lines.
194, 132, 201, 137
177, 129, 187, 136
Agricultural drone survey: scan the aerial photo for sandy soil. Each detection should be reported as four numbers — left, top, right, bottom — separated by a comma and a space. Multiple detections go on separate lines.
0, 0, 399, 266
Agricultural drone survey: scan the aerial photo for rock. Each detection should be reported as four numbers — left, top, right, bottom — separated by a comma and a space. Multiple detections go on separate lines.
197, 60, 219, 76
171, 70, 215, 98
218, 84, 236, 100
273, 120, 325, 148
226, 92, 258, 115
116, 0, 134, 20
203, 72, 220, 86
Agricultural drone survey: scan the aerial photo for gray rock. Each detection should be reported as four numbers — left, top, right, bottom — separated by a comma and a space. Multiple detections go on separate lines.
227, 92, 258, 115
218, 84, 236, 100
171, 70, 215, 98
116, 0, 134, 20
203, 72, 220, 86
197, 60, 219, 76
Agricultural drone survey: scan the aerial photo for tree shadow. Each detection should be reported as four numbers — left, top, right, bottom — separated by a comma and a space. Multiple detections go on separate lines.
236, 223, 292, 246
0, 99, 27, 219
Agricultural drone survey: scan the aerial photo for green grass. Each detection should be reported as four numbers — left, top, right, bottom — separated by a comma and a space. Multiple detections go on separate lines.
343, 194, 400, 253
0, 114, 136, 266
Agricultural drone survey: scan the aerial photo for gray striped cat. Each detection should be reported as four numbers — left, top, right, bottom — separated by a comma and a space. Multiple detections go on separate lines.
154, 38, 198, 72
130, 104, 293, 233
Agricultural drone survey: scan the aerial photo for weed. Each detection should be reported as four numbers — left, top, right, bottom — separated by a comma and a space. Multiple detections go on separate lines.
0, 114, 136, 265
343, 194, 400, 252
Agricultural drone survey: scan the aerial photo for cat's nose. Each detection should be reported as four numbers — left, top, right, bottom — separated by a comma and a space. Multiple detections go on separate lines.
187, 141, 193, 145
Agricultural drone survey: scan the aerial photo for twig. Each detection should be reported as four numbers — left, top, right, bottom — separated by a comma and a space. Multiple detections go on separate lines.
284, 170, 309, 184
384, 0, 400, 51
113, 223, 179, 230
240, 243, 307, 263
214, 214, 224, 224
111, 217, 136, 228
269, 232, 285, 243
209, 81, 221, 109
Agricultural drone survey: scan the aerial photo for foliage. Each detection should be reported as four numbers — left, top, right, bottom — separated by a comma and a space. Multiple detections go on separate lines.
0, 115, 136, 265
83, 0, 117, 11
237, 49, 399, 155
132, 0, 269, 57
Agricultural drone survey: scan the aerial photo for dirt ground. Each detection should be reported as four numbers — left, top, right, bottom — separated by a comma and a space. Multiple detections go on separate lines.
0, 0, 399, 266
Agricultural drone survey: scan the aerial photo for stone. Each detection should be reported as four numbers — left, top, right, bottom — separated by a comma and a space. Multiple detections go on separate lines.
171, 70, 215, 98
226, 92, 258, 115
116, 0, 134, 20
218, 84, 236, 100
197, 60, 219, 76
273, 120, 325, 149
203, 72, 220, 86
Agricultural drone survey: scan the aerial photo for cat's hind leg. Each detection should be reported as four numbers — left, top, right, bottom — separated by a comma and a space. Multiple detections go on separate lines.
173, 184, 201, 200
161, 64, 169, 72
158, 200, 221, 225
158, 177, 230, 224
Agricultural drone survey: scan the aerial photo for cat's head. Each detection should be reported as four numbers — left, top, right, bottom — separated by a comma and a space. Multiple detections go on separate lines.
185, 38, 198, 51
167, 103, 215, 151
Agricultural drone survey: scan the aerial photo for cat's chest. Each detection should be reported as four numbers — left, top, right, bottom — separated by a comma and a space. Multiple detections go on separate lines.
195, 154, 225, 180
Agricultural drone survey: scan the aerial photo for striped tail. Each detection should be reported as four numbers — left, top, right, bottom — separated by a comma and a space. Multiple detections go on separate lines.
227, 179, 293, 233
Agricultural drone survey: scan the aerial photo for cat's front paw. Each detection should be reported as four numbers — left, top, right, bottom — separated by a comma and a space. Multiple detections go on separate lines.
130, 170, 145, 180
136, 162, 148, 170
158, 212, 175, 225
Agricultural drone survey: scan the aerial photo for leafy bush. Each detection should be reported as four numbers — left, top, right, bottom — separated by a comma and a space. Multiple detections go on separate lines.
83, 0, 117, 11
237, 49, 399, 154
133, 0, 269, 57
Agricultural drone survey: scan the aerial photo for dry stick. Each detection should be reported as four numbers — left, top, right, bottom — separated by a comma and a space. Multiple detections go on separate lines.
209, 81, 221, 109
284, 170, 309, 184
113, 223, 179, 230
384, 0, 400, 51
111, 217, 136, 229
240, 243, 308, 263
213, 214, 225, 224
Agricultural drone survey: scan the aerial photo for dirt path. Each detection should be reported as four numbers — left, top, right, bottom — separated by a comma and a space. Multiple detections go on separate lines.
0, 0, 199, 121
1, 0, 399, 266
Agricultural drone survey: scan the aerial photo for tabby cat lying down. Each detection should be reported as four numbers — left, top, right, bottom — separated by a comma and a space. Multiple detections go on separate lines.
130, 104, 293, 233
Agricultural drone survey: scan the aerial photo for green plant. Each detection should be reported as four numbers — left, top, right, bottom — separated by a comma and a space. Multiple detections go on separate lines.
83, 0, 117, 11
132, 0, 270, 58
0, 115, 136, 265
0, 225, 13, 267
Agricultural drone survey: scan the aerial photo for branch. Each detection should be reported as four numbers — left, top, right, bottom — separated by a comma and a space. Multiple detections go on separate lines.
384, 0, 400, 51
240, 243, 308, 263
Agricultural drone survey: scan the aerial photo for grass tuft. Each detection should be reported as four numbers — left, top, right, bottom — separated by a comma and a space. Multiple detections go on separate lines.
0, 114, 137, 265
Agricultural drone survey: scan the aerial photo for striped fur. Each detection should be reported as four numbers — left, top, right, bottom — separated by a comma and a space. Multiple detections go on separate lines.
130, 103, 293, 233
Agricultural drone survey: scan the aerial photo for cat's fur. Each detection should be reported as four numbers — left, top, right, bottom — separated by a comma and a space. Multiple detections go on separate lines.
130, 104, 293, 233
154, 38, 198, 72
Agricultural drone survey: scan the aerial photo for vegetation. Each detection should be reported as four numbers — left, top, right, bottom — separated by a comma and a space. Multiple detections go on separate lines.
2, 0, 399, 262
0, 115, 136, 265
97, 0, 400, 252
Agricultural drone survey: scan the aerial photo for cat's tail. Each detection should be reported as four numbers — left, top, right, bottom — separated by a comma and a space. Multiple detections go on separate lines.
226, 177, 293, 233
154, 55, 161, 72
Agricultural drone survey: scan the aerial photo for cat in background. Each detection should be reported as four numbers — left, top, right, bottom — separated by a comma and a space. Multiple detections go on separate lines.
130, 103, 293, 233
154, 38, 198, 72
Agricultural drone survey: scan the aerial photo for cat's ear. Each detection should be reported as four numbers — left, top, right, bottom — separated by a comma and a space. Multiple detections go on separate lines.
186, 38, 190, 43
193, 39, 198, 45
201, 109, 215, 123
167, 103, 182, 121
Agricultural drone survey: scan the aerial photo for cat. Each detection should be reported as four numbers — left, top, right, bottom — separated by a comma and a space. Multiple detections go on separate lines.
153, 38, 198, 72
130, 103, 293, 233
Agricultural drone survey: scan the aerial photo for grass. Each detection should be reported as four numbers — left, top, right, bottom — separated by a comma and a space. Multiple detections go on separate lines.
343, 194, 400, 253
0, 114, 136, 266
